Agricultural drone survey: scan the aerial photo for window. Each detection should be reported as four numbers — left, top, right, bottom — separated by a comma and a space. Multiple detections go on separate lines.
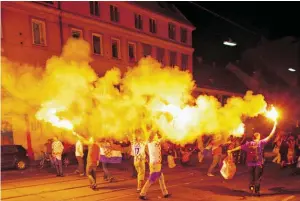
32, 19, 46, 45
180, 28, 187, 43
169, 51, 177, 66
149, 18, 157, 34
71, 28, 83, 39
142, 43, 152, 57
134, 14, 143, 30
181, 54, 188, 70
128, 42, 136, 62
110, 5, 119, 22
168, 23, 176, 40
89, 1, 99, 16
156, 47, 165, 64
92, 33, 103, 55
111, 38, 120, 59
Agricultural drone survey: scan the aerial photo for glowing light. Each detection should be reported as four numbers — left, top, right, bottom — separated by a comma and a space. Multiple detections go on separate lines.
223, 41, 237, 47
35, 102, 74, 130
288, 68, 296, 72
265, 106, 279, 121
231, 123, 245, 137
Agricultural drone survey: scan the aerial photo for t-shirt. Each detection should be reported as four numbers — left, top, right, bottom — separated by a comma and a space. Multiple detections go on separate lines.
148, 140, 162, 164
241, 138, 268, 166
52, 141, 64, 160
131, 141, 147, 161
75, 140, 83, 157
87, 143, 100, 165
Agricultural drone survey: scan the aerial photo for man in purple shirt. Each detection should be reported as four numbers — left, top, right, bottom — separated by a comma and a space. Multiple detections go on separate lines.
228, 120, 277, 196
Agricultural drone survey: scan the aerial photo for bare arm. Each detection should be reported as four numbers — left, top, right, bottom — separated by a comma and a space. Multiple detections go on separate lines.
228, 146, 241, 153
263, 121, 277, 142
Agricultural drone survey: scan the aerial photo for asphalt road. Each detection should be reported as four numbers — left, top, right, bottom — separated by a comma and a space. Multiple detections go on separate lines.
1, 161, 300, 201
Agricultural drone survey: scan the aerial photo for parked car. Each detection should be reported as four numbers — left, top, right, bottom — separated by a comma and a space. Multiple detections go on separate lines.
1, 145, 30, 170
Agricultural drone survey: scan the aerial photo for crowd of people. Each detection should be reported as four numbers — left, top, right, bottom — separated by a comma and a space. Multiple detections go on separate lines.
43, 121, 300, 199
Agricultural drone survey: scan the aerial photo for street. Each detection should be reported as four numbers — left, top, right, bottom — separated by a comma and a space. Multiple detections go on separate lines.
1, 160, 300, 201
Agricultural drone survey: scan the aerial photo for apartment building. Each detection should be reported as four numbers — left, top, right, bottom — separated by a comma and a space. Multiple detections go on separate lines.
1, 1, 195, 159
1, 1, 195, 75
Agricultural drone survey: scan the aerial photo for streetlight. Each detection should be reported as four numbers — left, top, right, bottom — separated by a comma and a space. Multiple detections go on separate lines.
288, 68, 296, 72
223, 38, 237, 47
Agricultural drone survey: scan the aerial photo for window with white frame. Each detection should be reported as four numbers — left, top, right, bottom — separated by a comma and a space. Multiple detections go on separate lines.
169, 51, 177, 66
32, 19, 46, 45
134, 14, 143, 30
92, 33, 103, 55
142, 43, 152, 57
156, 47, 165, 64
71, 28, 83, 39
168, 23, 176, 40
181, 54, 188, 70
149, 18, 157, 34
110, 5, 119, 22
128, 42, 136, 62
180, 27, 187, 43
111, 38, 120, 59
89, 1, 100, 16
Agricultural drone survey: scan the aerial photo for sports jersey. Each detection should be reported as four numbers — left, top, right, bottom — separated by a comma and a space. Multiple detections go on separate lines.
131, 141, 147, 161
148, 140, 162, 164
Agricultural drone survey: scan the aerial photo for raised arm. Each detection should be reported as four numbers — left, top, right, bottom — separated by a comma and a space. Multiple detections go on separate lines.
263, 120, 277, 142
227, 146, 241, 154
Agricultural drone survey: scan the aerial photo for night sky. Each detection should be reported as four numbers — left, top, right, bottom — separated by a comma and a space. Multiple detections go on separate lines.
174, 1, 300, 67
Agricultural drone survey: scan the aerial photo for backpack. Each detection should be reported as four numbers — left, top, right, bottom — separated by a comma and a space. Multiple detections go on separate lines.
247, 142, 260, 163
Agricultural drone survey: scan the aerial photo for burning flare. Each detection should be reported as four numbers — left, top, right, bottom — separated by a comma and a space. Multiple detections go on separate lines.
265, 106, 279, 121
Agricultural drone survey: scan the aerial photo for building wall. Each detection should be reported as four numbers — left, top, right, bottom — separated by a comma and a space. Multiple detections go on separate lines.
1, 1, 195, 159
1, 1, 194, 75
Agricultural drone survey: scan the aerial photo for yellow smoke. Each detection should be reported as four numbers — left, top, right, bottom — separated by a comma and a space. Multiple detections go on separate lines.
1, 38, 271, 145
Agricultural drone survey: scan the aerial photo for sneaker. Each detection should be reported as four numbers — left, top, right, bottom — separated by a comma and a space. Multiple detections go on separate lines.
59, 174, 64, 177
207, 173, 215, 177
136, 189, 141, 193
164, 194, 172, 198
139, 195, 147, 200
79, 173, 85, 177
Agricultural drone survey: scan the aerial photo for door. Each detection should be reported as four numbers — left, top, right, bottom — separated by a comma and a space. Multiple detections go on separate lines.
1, 146, 18, 168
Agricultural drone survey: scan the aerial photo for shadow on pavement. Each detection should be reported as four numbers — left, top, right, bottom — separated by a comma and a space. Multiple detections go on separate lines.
192, 185, 300, 198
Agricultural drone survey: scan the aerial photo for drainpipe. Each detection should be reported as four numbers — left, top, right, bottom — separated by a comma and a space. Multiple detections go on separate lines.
58, 2, 64, 52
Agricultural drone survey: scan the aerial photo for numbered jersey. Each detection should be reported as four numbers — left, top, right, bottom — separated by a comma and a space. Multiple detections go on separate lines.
132, 141, 146, 161
148, 140, 162, 164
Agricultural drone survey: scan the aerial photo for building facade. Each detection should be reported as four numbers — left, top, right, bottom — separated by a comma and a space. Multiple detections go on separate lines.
1, 1, 195, 75
1, 1, 195, 159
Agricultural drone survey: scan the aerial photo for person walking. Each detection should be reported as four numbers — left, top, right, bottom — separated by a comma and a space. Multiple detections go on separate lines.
86, 137, 100, 190
139, 130, 171, 200
206, 136, 222, 176
52, 136, 64, 177
131, 130, 147, 192
228, 120, 277, 196
75, 139, 85, 176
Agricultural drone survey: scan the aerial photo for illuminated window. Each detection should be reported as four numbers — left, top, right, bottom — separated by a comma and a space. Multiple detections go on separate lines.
71, 28, 83, 39
89, 1, 99, 16
181, 54, 188, 70
92, 33, 103, 55
111, 38, 120, 59
180, 28, 187, 43
110, 5, 119, 22
128, 42, 136, 62
168, 23, 176, 40
149, 18, 157, 34
32, 19, 46, 46
134, 14, 143, 30
169, 51, 177, 66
